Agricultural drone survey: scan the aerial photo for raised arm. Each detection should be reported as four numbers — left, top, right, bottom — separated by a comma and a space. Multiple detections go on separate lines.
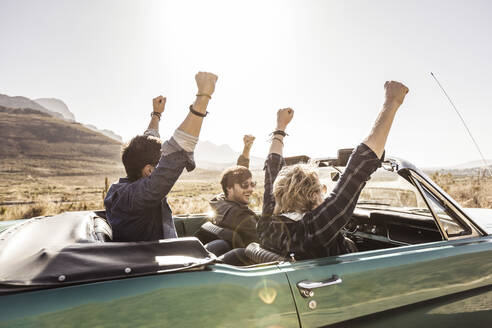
363, 81, 409, 158
296, 81, 409, 253
134, 72, 218, 208
237, 135, 255, 168
146, 96, 166, 133
177, 72, 218, 137
262, 108, 294, 216
268, 108, 294, 156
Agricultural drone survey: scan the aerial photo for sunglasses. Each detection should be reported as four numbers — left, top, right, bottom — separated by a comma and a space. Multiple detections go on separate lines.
239, 181, 257, 189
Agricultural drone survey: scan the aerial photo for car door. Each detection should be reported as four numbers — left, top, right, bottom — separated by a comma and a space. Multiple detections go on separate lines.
282, 236, 492, 327
0, 263, 300, 328
281, 170, 492, 327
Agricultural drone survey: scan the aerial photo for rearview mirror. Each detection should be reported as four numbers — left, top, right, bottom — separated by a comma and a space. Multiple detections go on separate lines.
284, 155, 311, 166
336, 148, 353, 166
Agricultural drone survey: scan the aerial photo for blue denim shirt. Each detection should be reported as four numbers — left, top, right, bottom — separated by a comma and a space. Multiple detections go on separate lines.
104, 132, 195, 242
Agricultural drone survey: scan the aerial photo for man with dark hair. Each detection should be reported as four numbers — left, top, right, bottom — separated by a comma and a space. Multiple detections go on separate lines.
104, 72, 218, 242
209, 135, 260, 248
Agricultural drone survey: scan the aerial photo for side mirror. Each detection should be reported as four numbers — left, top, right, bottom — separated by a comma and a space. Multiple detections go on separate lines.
331, 172, 340, 181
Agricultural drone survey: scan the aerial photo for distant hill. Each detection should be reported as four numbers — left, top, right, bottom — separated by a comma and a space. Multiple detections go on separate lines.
194, 140, 264, 170
34, 98, 75, 121
1, 93, 123, 143
0, 94, 64, 120
449, 159, 492, 170
0, 92, 267, 178
85, 124, 123, 143
0, 106, 123, 177
424, 159, 492, 177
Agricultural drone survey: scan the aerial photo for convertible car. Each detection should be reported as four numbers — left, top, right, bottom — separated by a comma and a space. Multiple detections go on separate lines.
0, 152, 491, 328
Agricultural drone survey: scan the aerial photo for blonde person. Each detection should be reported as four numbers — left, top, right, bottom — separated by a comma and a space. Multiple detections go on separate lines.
258, 81, 409, 259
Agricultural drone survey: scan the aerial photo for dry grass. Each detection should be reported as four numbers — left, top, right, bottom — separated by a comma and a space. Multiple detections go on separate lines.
2, 168, 491, 222
0, 167, 265, 221
430, 172, 492, 208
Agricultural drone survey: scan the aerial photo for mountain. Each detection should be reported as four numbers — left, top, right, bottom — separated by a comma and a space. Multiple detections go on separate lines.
34, 98, 122, 142
85, 124, 123, 143
34, 98, 75, 121
34, 97, 122, 142
0, 106, 123, 177
1, 93, 123, 143
0, 93, 263, 175
194, 140, 264, 170
0, 94, 64, 120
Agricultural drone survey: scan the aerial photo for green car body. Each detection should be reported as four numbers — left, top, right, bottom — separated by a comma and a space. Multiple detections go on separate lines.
1, 158, 491, 327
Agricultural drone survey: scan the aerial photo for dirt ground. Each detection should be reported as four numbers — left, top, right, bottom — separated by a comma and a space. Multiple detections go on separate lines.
1, 168, 490, 221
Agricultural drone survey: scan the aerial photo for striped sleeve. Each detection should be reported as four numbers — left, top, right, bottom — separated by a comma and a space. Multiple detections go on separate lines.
299, 143, 382, 249
262, 153, 285, 217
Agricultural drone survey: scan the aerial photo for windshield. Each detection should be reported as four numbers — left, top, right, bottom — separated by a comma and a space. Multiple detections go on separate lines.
318, 167, 428, 210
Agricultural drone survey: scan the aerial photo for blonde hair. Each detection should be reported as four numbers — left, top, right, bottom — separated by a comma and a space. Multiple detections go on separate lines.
273, 164, 323, 215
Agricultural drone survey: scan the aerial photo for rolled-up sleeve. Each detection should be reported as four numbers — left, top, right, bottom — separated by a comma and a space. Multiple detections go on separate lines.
144, 128, 160, 138
131, 136, 196, 210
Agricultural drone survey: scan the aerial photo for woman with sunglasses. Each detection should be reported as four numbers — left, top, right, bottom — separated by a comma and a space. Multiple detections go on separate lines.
258, 81, 409, 260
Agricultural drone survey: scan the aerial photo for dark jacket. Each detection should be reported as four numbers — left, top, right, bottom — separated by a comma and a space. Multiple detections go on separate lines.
258, 143, 382, 260
104, 136, 195, 242
209, 194, 259, 248
208, 153, 259, 248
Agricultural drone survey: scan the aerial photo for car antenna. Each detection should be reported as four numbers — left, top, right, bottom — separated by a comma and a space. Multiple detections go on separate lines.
430, 72, 492, 178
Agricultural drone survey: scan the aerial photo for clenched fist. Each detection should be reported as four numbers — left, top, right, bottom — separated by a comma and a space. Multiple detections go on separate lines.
153, 96, 166, 113
384, 81, 409, 107
243, 135, 255, 148
277, 108, 294, 130
195, 72, 218, 96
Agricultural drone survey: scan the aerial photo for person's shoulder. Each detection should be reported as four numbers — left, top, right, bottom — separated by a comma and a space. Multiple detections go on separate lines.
224, 201, 258, 219
209, 193, 226, 203
209, 195, 235, 214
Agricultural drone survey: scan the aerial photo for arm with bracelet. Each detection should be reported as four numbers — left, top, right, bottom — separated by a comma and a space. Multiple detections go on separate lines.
104, 71, 219, 242
261, 108, 294, 217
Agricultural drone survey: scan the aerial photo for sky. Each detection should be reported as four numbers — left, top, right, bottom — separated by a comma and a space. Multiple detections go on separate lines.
1, 0, 491, 168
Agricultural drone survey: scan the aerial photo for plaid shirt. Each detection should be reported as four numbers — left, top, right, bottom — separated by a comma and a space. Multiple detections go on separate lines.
258, 143, 382, 259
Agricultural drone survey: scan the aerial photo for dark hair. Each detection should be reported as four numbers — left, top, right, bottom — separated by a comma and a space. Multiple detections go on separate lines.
122, 135, 162, 181
220, 165, 252, 197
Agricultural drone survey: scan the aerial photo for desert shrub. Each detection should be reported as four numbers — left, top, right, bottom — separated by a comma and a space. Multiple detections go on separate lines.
22, 204, 46, 219
431, 172, 492, 209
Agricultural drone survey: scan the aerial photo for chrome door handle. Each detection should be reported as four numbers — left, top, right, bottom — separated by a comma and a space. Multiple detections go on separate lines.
297, 275, 342, 298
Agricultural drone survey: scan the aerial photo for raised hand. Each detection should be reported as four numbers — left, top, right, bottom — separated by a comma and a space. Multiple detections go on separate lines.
195, 72, 218, 97
276, 108, 294, 130
362, 80, 409, 158
384, 81, 409, 107
153, 96, 166, 114
243, 135, 255, 148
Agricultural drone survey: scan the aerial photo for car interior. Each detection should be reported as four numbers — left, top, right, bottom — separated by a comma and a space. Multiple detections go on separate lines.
92, 150, 469, 266
1, 149, 475, 293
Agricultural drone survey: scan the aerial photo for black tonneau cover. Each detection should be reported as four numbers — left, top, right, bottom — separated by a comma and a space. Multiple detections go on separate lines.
0, 212, 214, 295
